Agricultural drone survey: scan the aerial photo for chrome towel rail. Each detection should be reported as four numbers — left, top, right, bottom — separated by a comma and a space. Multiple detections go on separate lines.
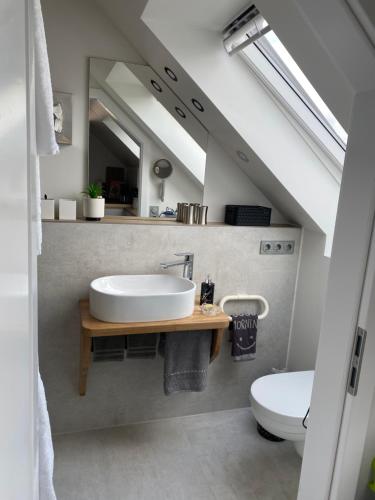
219, 294, 269, 321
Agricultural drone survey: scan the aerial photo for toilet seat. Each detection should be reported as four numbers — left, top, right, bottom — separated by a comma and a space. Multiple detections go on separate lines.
250, 371, 314, 441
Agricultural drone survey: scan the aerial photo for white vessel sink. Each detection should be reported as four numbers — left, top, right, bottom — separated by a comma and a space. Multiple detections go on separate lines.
89, 274, 196, 323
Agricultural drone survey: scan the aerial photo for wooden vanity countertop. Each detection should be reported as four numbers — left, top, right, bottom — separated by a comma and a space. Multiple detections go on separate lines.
79, 299, 230, 336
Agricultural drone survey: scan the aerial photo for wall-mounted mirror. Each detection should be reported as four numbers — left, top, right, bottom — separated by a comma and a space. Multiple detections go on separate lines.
88, 58, 208, 218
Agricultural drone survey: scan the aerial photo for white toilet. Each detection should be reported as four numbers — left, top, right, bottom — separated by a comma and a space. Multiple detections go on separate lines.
250, 370, 314, 457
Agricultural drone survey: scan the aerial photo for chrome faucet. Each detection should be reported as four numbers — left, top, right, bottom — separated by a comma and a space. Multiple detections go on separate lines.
160, 252, 194, 280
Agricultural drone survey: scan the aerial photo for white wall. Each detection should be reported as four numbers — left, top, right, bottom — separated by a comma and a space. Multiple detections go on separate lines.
203, 135, 285, 223
287, 229, 330, 371
145, 160, 202, 214
40, 0, 289, 223
141, 9, 340, 245
39, 0, 143, 207
0, 0, 38, 497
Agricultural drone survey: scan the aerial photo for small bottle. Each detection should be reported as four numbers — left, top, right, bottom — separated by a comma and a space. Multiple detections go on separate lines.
200, 275, 215, 305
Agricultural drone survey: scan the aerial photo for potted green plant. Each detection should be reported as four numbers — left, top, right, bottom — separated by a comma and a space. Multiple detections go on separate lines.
82, 183, 105, 221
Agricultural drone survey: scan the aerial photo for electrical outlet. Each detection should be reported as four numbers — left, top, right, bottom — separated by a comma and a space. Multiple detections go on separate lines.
282, 241, 295, 254
260, 241, 273, 254
149, 205, 159, 217
260, 240, 295, 255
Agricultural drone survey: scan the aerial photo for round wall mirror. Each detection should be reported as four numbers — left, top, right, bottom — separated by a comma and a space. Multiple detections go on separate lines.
153, 159, 173, 202
153, 159, 173, 179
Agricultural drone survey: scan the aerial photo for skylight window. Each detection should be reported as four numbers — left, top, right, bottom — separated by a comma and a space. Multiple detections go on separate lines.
249, 31, 347, 148
223, 6, 347, 166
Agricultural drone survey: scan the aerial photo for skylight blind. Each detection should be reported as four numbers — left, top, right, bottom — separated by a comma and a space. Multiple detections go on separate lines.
223, 6, 270, 56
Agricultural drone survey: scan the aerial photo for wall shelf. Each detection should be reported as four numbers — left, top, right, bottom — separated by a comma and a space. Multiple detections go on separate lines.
44, 218, 299, 228
78, 299, 230, 396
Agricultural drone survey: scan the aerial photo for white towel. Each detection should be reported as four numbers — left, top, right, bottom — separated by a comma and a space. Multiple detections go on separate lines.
38, 372, 57, 500
31, 157, 42, 255
32, 0, 59, 254
32, 0, 59, 156
33, 0, 58, 495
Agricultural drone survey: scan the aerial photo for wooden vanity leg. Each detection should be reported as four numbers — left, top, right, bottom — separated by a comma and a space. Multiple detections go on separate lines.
79, 328, 92, 396
210, 328, 225, 362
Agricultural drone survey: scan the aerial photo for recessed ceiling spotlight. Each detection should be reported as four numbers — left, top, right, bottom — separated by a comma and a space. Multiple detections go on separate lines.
165, 66, 178, 82
175, 106, 186, 119
150, 79, 162, 92
192, 98, 204, 112
237, 150, 249, 162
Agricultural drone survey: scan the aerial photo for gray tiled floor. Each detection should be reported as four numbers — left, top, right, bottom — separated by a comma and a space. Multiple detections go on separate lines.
53, 408, 301, 500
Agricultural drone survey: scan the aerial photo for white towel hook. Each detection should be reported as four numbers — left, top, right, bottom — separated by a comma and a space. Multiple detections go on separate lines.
218, 294, 269, 321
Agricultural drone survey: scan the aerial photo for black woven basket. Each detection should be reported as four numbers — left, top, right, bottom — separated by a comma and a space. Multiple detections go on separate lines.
225, 205, 271, 226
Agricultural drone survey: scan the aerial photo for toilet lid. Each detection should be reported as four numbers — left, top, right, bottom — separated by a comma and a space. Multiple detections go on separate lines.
250, 371, 314, 419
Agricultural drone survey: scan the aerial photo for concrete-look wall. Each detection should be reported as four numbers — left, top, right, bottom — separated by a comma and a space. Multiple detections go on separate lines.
287, 229, 330, 371
40, 0, 143, 205
39, 222, 301, 433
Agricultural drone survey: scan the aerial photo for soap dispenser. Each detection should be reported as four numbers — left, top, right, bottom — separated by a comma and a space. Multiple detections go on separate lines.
200, 275, 215, 305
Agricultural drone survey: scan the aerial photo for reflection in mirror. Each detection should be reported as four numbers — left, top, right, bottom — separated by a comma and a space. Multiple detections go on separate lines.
153, 159, 173, 202
88, 58, 207, 218
89, 99, 140, 215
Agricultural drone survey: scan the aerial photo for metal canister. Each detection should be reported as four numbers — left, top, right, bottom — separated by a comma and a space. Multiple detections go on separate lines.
186, 204, 195, 224
176, 203, 184, 222
192, 203, 201, 224
198, 205, 208, 225
180, 203, 189, 223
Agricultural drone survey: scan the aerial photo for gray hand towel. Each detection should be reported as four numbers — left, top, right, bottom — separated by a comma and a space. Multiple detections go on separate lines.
230, 314, 258, 361
161, 331, 212, 395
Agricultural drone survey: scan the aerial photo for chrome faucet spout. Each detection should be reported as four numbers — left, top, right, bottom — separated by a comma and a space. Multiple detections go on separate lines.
160, 260, 185, 269
160, 252, 194, 280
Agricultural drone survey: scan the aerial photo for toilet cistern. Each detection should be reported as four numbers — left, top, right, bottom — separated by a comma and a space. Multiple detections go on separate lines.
160, 252, 194, 280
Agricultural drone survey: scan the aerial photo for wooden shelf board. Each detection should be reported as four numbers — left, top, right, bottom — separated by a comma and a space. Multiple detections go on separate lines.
79, 299, 229, 335
43, 218, 299, 228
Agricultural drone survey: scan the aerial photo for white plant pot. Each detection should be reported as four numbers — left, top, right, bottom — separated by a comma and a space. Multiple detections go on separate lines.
83, 197, 105, 220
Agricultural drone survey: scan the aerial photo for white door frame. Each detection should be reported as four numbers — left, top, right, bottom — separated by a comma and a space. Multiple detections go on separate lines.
297, 89, 375, 500
0, 0, 38, 498
329, 211, 375, 499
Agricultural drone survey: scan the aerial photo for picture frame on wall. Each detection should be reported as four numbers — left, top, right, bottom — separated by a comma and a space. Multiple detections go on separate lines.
53, 91, 72, 145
